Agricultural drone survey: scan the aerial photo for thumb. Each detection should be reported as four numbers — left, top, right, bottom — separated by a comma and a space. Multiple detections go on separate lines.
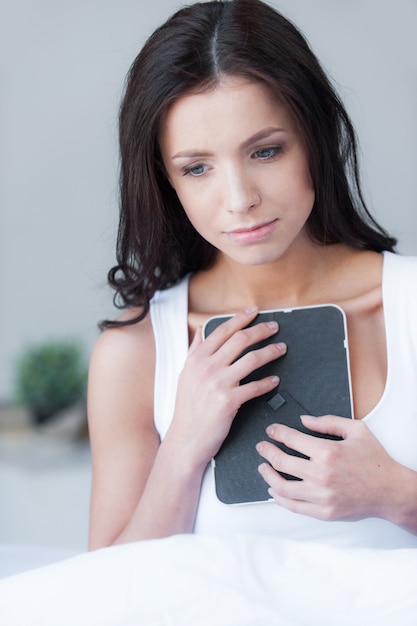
300, 414, 354, 439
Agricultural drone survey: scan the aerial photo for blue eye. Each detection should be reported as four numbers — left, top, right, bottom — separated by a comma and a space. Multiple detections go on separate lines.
253, 146, 283, 160
183, 163, 207, 177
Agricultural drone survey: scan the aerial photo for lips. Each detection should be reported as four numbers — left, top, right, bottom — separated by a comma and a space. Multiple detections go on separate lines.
225, 219, 278, 244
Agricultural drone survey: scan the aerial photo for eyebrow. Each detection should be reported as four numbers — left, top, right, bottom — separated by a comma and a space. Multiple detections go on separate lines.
171, 127, 287, 160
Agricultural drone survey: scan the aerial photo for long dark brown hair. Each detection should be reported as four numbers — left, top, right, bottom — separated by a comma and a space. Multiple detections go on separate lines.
101, 0, 396, 329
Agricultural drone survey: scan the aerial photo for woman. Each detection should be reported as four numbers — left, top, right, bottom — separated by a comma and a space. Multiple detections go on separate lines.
88, 0, 417, 550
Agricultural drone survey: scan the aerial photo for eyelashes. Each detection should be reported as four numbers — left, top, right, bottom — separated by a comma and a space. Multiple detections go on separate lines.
253, 145, 284, 160
183, 163, 208, 177
182, 144, 285, 178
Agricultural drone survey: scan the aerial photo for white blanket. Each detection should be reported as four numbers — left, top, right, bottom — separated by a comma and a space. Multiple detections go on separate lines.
0, 534, 416, 625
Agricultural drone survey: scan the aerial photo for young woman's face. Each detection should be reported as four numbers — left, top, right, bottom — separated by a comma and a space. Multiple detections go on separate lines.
159, 76, 315, 268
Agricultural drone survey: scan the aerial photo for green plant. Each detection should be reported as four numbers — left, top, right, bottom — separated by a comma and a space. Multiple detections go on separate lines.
15, 340, 88, 423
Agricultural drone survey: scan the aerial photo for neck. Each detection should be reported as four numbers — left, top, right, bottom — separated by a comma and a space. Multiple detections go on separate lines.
191, 243, 352, 315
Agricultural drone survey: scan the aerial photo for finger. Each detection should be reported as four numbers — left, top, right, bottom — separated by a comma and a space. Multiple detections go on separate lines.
256, 441, 308, 482
202, 306, 260, 353
264, 423, 325, 459
258, 460, 291, 491
234, 373, 280, 406
216, 319, 283, 365
229, 340, 287, 383
257, 456, 317, 503
300, 414, 355, 439
266, 490, 326, 519
266, 480, 344, 521
202, 307, 286, 365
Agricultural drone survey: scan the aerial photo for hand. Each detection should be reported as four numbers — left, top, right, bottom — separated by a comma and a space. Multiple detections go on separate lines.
168, 306, 287, 469
256, 414, 401, 522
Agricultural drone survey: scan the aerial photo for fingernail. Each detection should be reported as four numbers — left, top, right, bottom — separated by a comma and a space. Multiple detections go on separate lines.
258, 463, 267, 475
267, 321, 278, 330
244, 305, 258, 314
266, 425, 274, 436
256, 442, 264, 454
300, 414, 316, 421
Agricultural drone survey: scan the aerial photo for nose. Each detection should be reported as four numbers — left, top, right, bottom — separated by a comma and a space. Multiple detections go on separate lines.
224, 164, 260, 214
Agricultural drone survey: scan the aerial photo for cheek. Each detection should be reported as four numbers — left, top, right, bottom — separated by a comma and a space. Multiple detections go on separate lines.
176, 195, 212, 237
169, 185, 193, 217
302, 182, 315, 214
175, 184, 214, 226
292, 161, 315, 213
274, 169, 314, 218
304, 169, 315, 200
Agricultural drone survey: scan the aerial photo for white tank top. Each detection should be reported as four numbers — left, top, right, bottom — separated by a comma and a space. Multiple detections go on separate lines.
150, 252, 417, 548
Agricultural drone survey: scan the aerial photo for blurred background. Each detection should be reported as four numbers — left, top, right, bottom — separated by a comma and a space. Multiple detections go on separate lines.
0, 0, 416, 553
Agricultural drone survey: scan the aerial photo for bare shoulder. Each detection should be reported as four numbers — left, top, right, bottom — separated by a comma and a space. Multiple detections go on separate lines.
88, 309, 159, 547
326, 248, 383, 310
88, 308, 155, 434
344, 249, 383, 292
90, 308, 154, 380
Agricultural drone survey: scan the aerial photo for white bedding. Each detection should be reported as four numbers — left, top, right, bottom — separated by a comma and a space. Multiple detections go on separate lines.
0, 534, 416, 625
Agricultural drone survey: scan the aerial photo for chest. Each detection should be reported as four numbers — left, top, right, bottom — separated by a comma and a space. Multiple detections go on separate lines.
345, 303, 386, 419
190, 305, 387, 422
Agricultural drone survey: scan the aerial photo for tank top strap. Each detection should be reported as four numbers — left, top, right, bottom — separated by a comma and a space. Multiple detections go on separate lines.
150, 275, 190, 436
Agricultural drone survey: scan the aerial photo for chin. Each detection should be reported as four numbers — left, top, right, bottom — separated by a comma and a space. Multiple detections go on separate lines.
231, 250, 283, 268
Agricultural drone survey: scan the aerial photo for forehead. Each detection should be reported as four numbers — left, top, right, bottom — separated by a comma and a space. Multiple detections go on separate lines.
159, 76, 295, 150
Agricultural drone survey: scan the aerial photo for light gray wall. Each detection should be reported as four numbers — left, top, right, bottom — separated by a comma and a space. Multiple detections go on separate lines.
1, 0, 416, 401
